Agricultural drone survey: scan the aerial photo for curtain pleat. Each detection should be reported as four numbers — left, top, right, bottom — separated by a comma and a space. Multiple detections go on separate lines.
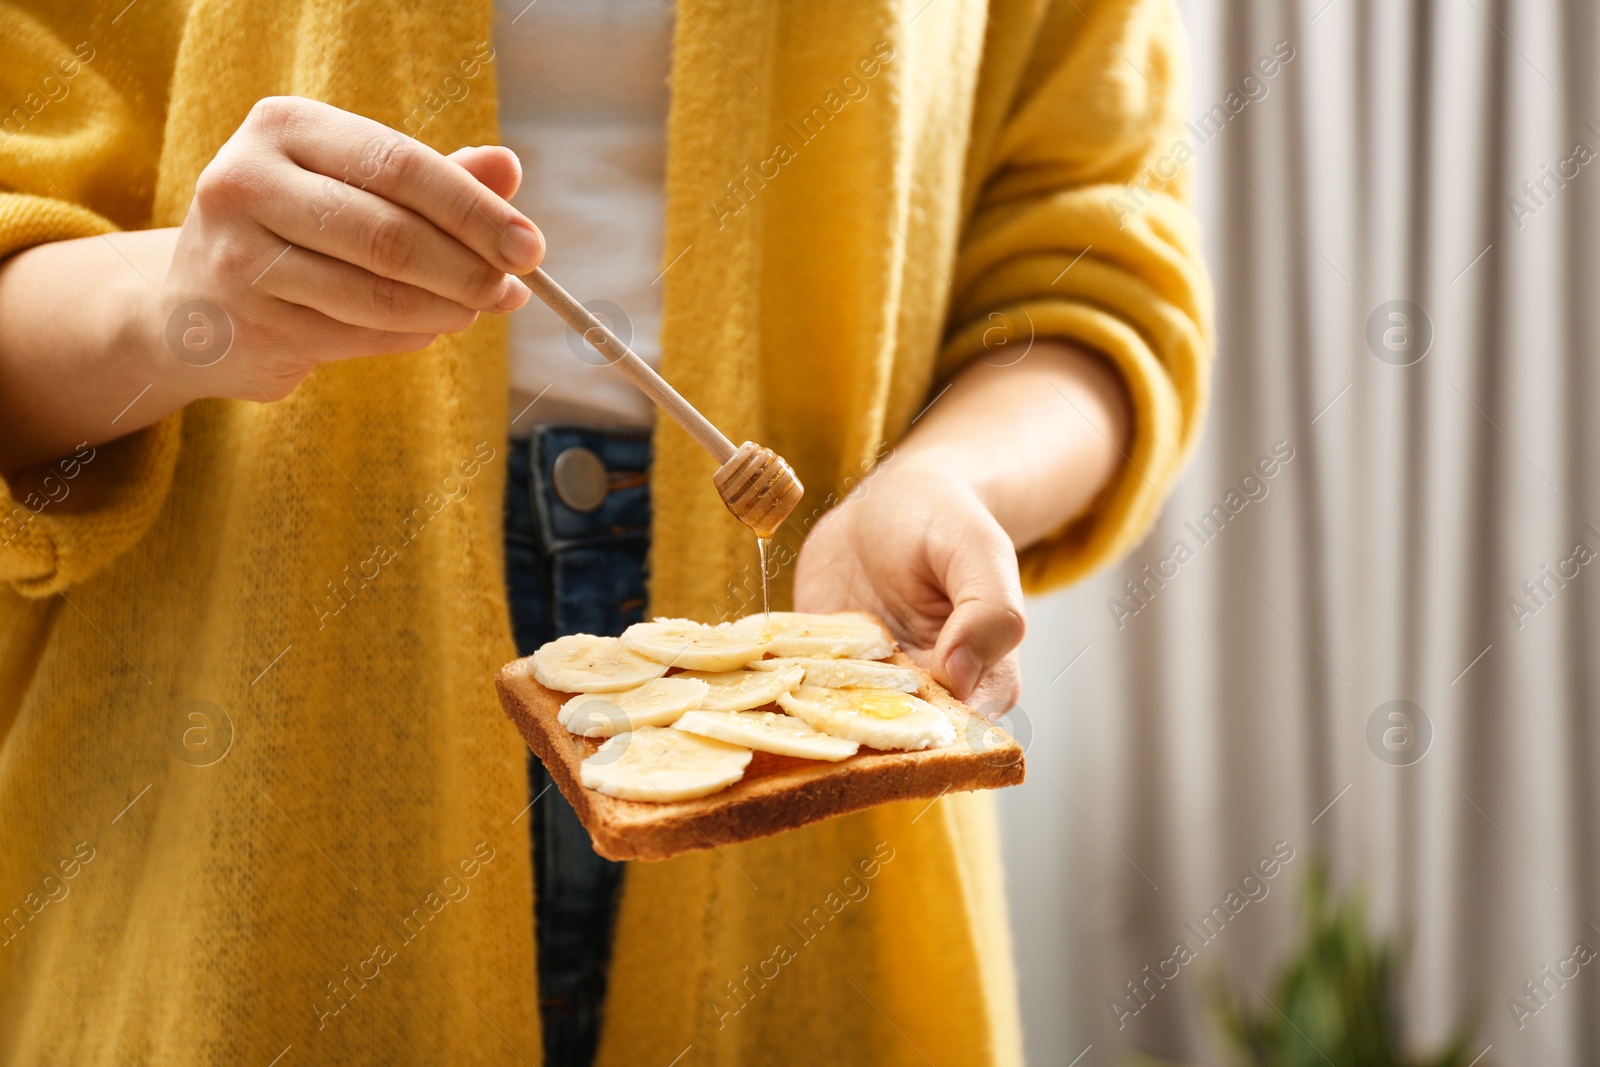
1000, 1, 1600, 1063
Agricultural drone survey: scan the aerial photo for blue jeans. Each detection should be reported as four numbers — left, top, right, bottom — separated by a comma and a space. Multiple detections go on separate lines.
504, 426, 650, 1067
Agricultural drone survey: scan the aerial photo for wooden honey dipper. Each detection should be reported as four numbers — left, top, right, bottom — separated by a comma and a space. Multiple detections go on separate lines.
522, 268, 805, 538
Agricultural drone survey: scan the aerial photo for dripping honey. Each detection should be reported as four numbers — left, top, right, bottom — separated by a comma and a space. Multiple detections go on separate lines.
757, 536, 773, 640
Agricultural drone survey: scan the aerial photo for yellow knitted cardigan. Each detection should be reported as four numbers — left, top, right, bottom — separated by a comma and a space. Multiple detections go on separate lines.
0, 0, 1209, 1063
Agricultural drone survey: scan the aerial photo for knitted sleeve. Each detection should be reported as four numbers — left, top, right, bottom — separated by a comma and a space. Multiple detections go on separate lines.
940, 0, 1214, 593
0, 5, 182, 597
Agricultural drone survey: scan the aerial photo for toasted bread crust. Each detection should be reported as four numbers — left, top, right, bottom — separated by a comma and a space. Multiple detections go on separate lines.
496, 651, 1025, 861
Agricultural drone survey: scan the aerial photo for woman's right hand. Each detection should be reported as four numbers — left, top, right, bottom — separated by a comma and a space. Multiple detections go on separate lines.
156, 95, 543, 401
0, 96, 540, 469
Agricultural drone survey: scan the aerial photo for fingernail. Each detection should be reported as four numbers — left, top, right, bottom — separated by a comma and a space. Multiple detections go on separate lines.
502, 219, 543, 271
494, 274, 532, 313
943, 645, 981, 700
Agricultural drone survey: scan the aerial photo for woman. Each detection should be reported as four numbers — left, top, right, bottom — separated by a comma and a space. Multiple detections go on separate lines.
0, 0, 1208, 1063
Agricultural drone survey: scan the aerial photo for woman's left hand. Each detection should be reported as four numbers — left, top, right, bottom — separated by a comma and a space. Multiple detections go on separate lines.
792, 455, 1026, 718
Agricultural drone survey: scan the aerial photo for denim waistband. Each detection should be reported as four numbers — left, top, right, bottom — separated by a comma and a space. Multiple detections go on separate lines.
506, 426, 652, 554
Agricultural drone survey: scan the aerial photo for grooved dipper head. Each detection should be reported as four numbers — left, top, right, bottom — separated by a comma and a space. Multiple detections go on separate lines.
712, 441, 805, 539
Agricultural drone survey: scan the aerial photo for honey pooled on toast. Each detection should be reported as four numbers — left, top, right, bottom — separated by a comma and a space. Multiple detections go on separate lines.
854, 692, 914, 720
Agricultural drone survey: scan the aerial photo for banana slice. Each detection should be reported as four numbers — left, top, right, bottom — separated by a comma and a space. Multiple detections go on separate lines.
672, 709, 860, 761
557, 676, 710, 738
776, 685, 955, 751
748, 657, 919, 693
531, 634, 670, 693
675, 666, 805, 712
731, 611, 895, 660
622, 618, 766, 671
580, 726, 753, 802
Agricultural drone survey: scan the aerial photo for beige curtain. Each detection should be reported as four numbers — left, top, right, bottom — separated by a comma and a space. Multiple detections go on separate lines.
1000, 0, 1600, 1063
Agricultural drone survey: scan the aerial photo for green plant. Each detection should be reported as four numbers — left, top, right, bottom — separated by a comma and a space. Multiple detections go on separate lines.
1212, 864, 1484, 1067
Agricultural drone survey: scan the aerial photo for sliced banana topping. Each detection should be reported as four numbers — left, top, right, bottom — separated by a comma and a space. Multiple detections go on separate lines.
622, 618, 766, 671
580, 726, 753, 802
748, 657, 919, 693
557, 676, 710, 738
675, 666, 805, 712
523, 611, 975, 803
672, 709, 859, 761
731, 611, 895, 660
532, 634, 671, 693
776, 685, 955, 751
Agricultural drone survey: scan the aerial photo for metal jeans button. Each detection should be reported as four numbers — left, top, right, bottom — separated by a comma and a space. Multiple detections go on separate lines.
552, 446, 608, 512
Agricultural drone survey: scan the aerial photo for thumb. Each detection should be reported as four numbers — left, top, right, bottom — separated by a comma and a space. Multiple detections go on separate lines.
929, 513, 1026, 702
448, 144, 524, 202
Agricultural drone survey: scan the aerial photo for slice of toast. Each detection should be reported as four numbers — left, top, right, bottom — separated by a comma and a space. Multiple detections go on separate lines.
495, 652, 1025, 862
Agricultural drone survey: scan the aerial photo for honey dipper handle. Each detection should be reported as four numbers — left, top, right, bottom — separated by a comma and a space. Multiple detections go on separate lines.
522, 268, 737, 463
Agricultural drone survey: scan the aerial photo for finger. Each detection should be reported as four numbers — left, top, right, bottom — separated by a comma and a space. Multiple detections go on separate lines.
253, 243, 480, 334
250, 162, 531, 313
928, 515, 1026, 701
250, 97, 544, 274
966, 652, 1021, 720
252, 298, 439, 367
449, 145, 522, 201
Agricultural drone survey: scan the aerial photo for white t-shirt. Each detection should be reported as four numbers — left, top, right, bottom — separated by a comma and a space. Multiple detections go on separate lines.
494, 0, 673, 433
